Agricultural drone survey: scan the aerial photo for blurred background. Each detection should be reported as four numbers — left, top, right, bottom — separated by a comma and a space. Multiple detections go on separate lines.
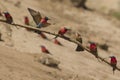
0, 0, 120, 80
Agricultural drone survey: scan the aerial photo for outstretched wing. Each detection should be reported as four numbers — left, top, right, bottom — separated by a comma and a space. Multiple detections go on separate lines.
42, 23, 51, 27
28, 8, 42, 25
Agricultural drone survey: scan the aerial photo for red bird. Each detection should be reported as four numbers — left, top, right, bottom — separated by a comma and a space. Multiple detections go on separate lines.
24, 16, 29, 25
54, 27, 70, 39
28, 8, 51, 28
37, 17, 50, 28
3, 11, 13, 24
89, 42, 98, 58
54, 39, 62, 45
110, 56, 117, 74
40, 45, 50, 54
58, 27, 69, 36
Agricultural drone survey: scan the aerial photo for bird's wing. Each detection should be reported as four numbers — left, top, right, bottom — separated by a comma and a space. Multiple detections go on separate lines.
42, 23, 51, 27
28, 8, 42, 25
